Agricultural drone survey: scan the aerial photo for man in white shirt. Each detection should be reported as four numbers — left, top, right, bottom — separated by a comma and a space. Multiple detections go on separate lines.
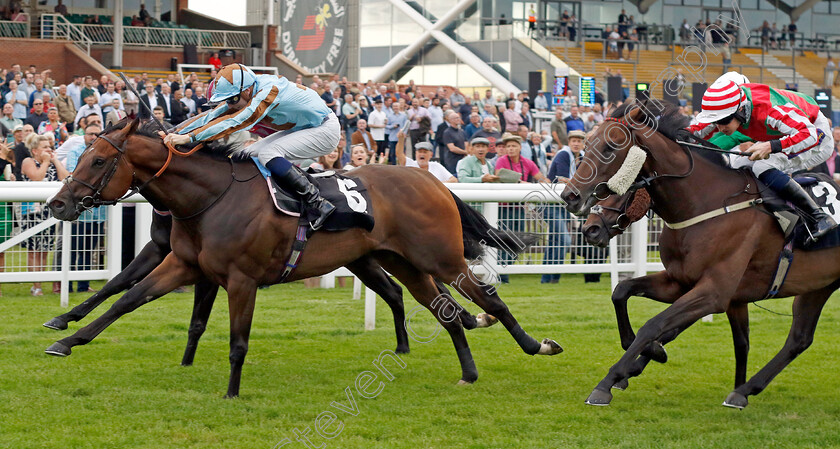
367, 99, 388, 160
74, 95, 103, 126
98, 81, 123, 115
181, 88, 197, 117
427, 97, 444, 135
534, 91, 549, 111
66, 75, 84, 109
159, 84, 173, 120
405, 142, 457, 183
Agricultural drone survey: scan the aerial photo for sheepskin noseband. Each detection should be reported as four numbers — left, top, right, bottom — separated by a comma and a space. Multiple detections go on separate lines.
606, 145, 646, 195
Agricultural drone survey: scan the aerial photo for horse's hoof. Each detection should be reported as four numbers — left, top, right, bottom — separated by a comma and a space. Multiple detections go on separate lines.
395, 345, 410, 355
456, 379, 474, 386
722, 391, 748, 409
585, 388, 613, 406
224, 394, 239, 399
44, 342, 71, 357
42, 317, 68, 331
538, 338, 564, 355
643, 341, 668, 364
612, 378, 629, 391
475, 313, 498, 328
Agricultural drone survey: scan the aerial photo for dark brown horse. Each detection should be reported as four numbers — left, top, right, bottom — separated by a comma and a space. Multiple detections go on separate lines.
42, 210, 496, 362
581, 188, 751, 392
45, 118, 562, 397
562, 99, 840, 408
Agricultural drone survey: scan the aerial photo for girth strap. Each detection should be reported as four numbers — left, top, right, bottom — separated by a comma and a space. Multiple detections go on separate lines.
765, 239, 795, 299
277, 220, 313, 283
664, 199, 761, 230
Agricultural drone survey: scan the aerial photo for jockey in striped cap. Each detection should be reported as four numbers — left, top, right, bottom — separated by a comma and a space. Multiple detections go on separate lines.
688, 77, 837, 241
164, 64, 340, 230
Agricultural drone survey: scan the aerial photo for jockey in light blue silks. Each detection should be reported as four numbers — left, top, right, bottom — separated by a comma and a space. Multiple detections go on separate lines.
163, 64, 340, 230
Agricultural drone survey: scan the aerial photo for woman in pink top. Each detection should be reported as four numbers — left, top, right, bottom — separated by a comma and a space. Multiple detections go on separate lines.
495, 133, 547, 182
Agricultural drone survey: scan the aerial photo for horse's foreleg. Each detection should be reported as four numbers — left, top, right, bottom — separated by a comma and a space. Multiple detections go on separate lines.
223, 275, 258, 398
346, 257, 410, 354
450, 269, 562, 357
725, 302, 750, 389
587, 279, 732, 406
612, 271, 684, 362
44, 254, 201, 357
181, 279, 221, 366
724, 286, 834, 409
43, 241, 170, 331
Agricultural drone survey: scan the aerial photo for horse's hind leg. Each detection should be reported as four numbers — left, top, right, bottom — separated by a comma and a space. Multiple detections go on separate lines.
448, 267, 562, 356
181, 278, 220, 366
724, 286, 834, 409
433, 279, 497, 330
44, 254, 202, 357
375, 253, 478, 384
43, 239, 170, 330
346, 256, 410, 354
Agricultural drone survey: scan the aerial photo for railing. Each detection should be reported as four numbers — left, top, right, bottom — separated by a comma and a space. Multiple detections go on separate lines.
0, 182, 665, 327
72, 23, 251, 50
40, 13, 92, 54
0, 14, 29, 38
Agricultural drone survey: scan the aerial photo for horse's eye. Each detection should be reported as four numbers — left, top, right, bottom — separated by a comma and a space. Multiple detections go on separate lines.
93, 158, 106, 167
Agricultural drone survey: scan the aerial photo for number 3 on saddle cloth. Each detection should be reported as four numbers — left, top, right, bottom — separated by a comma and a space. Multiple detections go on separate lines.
251, 157, 376, 282
759, 173, 840, 297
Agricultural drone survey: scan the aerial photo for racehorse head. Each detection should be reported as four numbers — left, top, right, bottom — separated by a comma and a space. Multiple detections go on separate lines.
49, 117, 142, 221
582, 188, 651, 247
561, 99, 688, 216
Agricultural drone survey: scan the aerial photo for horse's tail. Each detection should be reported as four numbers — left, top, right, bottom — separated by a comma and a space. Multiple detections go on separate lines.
450, 190, 539, 260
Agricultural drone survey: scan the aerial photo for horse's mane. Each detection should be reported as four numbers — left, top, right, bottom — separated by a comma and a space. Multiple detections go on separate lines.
611, 99, 728, 168
103, 119, 237, 161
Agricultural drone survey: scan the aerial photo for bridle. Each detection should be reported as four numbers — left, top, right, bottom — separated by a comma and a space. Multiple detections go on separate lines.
62, 129, 204, 215
589, 192, 637, 232
591, 115, 695, 200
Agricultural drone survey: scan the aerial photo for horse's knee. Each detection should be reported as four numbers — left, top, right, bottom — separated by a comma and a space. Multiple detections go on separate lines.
788, 331, 814, 356
612, 281, 634, 303
188, 322, 207, 339
229, 342, 248, 366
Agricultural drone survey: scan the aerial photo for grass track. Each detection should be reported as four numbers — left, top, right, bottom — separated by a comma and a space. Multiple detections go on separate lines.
1, 275, 839, 449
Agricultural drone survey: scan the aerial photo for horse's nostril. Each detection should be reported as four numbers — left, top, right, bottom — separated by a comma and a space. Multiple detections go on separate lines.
51, 200, 65, 212
584, 225, 601, 237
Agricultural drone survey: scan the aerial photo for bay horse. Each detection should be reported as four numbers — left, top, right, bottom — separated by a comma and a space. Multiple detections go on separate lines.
581, 188, 751, 392
562, 99, 840, 408
42, 211, 496, 363
45, 118, 562, 397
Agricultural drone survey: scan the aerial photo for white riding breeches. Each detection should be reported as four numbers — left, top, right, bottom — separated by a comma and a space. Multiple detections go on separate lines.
237, 112, 340, 164
730, 111, 834, 176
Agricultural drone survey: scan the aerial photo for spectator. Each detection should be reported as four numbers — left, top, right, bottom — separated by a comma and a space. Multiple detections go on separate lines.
343, 145, 370, 170
20, 134, 69, 296
534, 91, 549, 111
679, 19, 691, 43
61, 123, 105, 293
470, 116, 502, 160
441, 111, 468, 174
550, 108, 568, 149
152, 106, 173, 128
367, 99, 388, 161
105, 99, 127, 125
351, 118, 376, 159
464, 112, 481, 139
520, 102, 533, 130
529, 132, 548, 173
159, 83, 174, 120
5, 80, 28, 120
181, 88, 197, 117
54, 84, 77, 133
79, 76, 97, 104
67, 75, 83, 109
169, 89, 188, 125
0, 104, 21, 143
568, 14, 577, 41
25, 99, 48, 130
559, 10, 570, 39
139, 82, 164, 120
193, 85, 208, 112
458, 137, 498, 183
564, 106, 585, 132
74, 95, 103, 127
98, 81, 123, 115
385, 102, 407, 165
788, 21, 797, 48
402, 141, 457, 183
28, 78, 48, 108
427, 97, 444, 140
407, 99, 430, 146
139, 3, 152, 26
310, 148, 343, 171
54, 0, 67, 15
131, 15, 144, 26
450, 89, 465, 108
38, 107, 69, 144
503, 99, 523, 132
11, 124, 31, 178
342, 93, 361, 148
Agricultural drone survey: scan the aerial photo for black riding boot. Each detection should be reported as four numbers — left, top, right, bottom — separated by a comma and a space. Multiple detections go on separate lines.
777, 178, 837, 242
275, 167, 335, 230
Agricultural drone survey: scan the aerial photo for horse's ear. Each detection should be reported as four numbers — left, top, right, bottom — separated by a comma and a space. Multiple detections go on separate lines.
123, 116, 141, 137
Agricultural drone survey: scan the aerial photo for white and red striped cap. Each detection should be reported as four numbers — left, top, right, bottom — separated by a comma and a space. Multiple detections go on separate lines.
695, 79, 743, 124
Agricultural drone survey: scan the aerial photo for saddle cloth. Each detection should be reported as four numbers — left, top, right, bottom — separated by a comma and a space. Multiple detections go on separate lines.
760, 172, 840, 251
252, 158, 375, 232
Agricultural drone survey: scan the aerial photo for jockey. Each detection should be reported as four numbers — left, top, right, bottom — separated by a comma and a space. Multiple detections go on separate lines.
688, 77, 837, 241
163, 64, 340, 230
